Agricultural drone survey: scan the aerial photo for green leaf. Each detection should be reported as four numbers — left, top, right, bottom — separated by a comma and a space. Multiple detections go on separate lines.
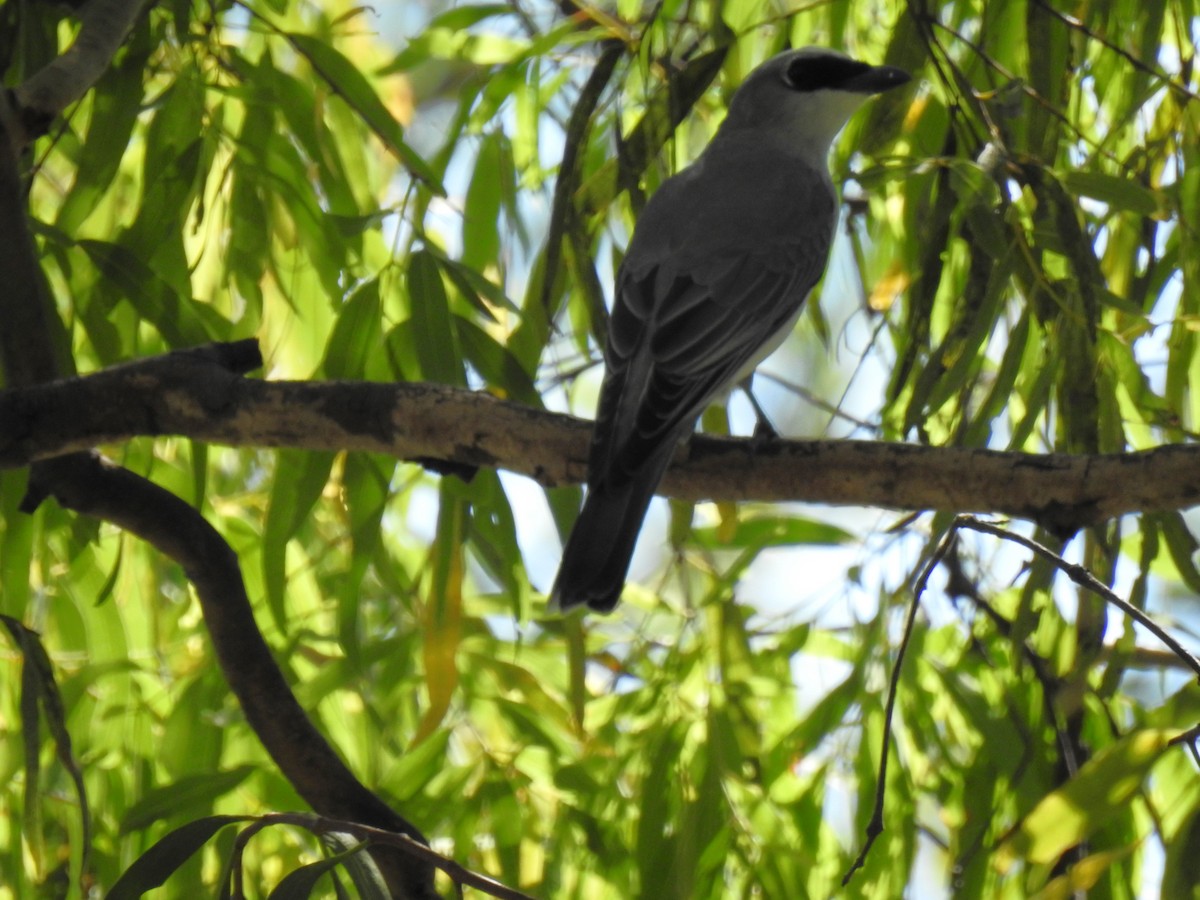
385, 728, 452, 801
1158, 512, 1200, 593
428, 247, 519, 316
320, 279, 382, 379
691, 515, 854, 550
462, 134, 504, 271
339, 454, 396, 636
1162, 805, 1200, 900
2, 613, 88, 872
263, 451, 336, 629
107, 816, 252, 899
1062, 171, 1162, 217
996, 729, 1174, 869
120, 766, 256, 833
75, 239, 212, 347
320, 832, 390, 900
465, 469, 523, 605
636, 726, 684, 893
407, 249, 466, 386
455, 316, 541, 406
285, 32, 444, 194
266, 840, 371, 900
56, 37, 149, 233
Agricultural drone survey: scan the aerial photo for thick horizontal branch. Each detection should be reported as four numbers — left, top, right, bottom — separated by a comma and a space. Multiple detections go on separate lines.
3, 342, 1199, 531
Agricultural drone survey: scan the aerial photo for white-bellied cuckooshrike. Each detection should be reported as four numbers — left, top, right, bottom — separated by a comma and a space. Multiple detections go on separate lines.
550, 48, 910, 613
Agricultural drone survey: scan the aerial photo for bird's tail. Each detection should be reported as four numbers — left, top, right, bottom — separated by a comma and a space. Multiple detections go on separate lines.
548, 472, 663, 614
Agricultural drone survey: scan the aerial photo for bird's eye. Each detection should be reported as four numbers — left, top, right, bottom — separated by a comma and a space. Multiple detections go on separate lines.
784, 56, 872, 92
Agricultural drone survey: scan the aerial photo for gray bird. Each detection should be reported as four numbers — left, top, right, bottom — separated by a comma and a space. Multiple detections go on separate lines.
550, 48, 910, 613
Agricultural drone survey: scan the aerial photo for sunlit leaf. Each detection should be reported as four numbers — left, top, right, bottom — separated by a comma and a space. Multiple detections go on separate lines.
286, 33, 445, 193
996, 729, 1174, 869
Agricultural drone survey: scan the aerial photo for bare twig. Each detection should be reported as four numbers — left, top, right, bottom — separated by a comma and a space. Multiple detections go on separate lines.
845, 512, 1200, 881
843, 524, 959, 884
1031, 0, 1200, 103
955, 516, 1200, 682
540, 40, 624, 320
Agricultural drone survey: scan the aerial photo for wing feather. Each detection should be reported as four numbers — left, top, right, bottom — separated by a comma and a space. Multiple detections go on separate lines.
588, 145, 836, 489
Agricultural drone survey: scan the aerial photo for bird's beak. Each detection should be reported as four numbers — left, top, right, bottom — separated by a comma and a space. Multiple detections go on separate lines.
843, 65, 912, 95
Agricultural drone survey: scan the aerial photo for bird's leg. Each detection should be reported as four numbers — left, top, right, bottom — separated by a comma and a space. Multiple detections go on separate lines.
741, 376, 780, 441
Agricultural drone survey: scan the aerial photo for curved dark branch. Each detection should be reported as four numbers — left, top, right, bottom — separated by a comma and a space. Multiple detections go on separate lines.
22, 452, 438, 899
0, 91, 67, 386
3, 40, 439, 890
539, 40, 623, 318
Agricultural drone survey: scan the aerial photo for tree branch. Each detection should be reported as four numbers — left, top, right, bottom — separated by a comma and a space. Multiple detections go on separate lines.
12, 0, 149, 137
3, 342, 1200, 533
4, 34, 439, 886
0, 87, 68, 386
22, 452, 438, 899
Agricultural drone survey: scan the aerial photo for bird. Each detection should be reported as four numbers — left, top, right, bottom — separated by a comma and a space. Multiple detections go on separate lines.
549, 47, 910, 614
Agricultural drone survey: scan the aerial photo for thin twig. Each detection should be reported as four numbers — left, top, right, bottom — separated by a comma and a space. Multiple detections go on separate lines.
956, 516, 1200, 682
843, 523, 959, 884
845, 510, 1200, 882
540, 40, 624, 319
258, 813, 537, 900
1031, 0, 1199, 103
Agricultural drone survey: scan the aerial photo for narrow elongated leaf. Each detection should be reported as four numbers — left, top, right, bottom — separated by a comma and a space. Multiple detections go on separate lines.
263, 451, 336, 629
996, 729, 1174, 869
321, 280, 382, 379
464, 469, 523, 605
56, 38, 149, 233
120, 766, 256, 833
107, 816, 252, 899
266, 841, 371, 900
76, 239, 211, 346
430, 247, 519, 315
285, 32, 444, 194
321, 832, 390, 900
413, 483, 466, 744
1158, 512, 1200, 593
407, 249, 466, 387
455, 316, 540, 405
462, 134, 504, 271
1161, 805, 1200, 900
1063, 171, 1162, 217
691, 516, 854, 550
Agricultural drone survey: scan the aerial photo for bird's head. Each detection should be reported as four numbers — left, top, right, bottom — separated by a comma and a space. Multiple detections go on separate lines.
722, 47, 911, 164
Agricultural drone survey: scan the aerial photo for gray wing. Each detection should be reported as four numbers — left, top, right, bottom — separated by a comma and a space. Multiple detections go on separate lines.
589, 151, 836, 487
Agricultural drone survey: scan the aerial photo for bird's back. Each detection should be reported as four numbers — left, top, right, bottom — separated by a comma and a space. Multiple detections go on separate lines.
589, 137, 838, 486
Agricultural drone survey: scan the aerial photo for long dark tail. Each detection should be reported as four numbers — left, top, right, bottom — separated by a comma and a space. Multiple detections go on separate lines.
549, 469, 665, 614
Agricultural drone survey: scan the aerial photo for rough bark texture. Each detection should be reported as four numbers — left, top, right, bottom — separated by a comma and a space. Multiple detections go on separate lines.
2, 344, 1197, 534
